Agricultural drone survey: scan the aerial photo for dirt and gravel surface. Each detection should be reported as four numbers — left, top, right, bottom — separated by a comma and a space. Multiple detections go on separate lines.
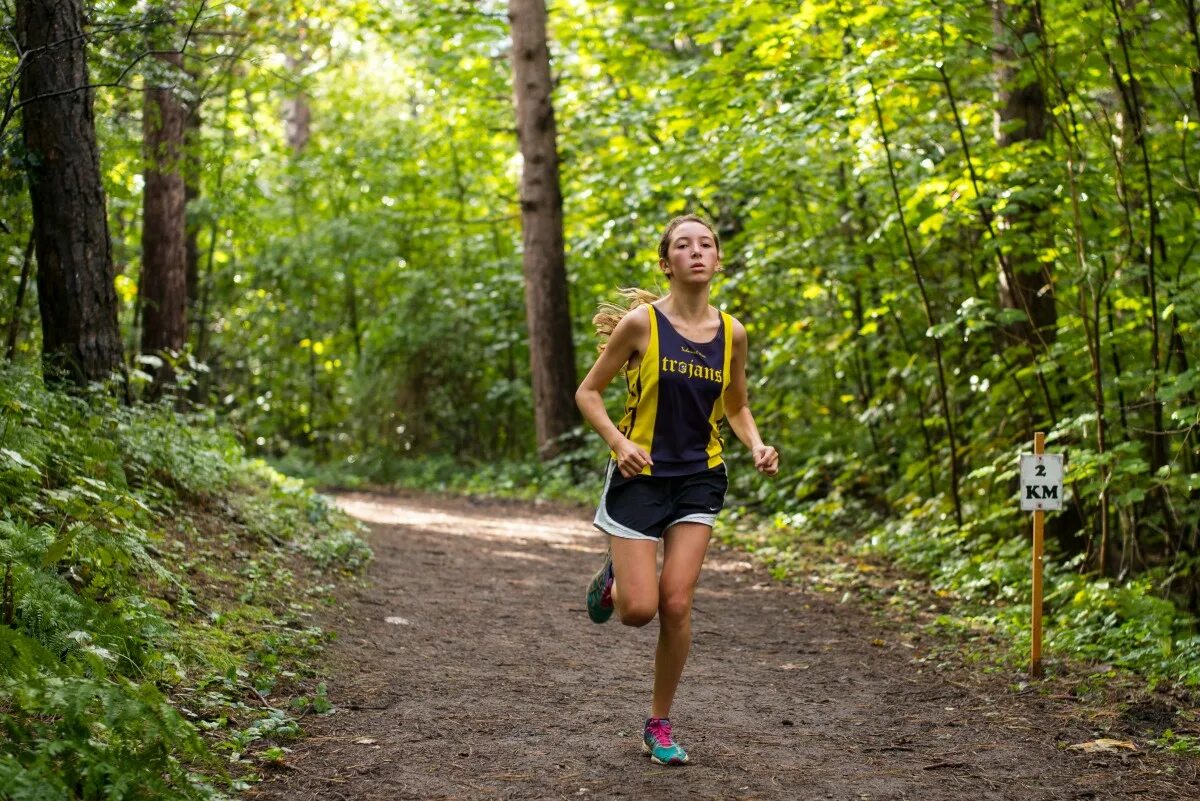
251, 490, 1200, 801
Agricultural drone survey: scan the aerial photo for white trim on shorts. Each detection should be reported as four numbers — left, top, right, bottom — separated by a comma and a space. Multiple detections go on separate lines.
593, 461, 659, 541
666, 513, 718, 529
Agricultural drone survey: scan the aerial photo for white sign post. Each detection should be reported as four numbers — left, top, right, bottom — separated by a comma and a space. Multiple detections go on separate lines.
1019, 432, 1063, 677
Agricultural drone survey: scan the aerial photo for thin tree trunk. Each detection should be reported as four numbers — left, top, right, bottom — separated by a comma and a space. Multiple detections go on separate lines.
185, 97, 202, 320
1056, 82, 1133, 437
193, 58, 242, 403
869, 78, 963, 528
1066, 153, 1113, 574
508, 0, 579, 458
17, 0, 123, 387
1186, 0, 1200, 119
285, 50, 311, 154
141, 49, 190, 394
344, 261, 362, 364
938, 59, 1057, 427
835, 159, 885, 467
4, 230, 35, 361
991, 0, 1056, 349
1109, 0, 1167, 468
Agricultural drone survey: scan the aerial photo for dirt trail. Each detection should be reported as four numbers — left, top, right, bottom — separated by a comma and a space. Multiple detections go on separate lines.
252, 491, 1199, 801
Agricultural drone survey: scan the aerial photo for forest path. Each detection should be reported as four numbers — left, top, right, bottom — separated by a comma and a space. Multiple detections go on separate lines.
251, 491, 1199, 801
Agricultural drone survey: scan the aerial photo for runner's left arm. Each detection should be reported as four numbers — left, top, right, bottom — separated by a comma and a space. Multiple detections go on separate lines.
724, 319, 779, 476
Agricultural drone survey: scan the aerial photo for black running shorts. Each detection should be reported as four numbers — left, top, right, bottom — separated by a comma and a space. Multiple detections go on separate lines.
593, 461, 728, 540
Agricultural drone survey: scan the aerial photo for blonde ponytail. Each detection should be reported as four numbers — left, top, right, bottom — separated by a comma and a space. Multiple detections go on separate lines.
592, 287, 660, 352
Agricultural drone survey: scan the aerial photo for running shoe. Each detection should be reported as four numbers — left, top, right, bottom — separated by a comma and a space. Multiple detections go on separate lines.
585, 549, 614, 623
642, 717, 689, 766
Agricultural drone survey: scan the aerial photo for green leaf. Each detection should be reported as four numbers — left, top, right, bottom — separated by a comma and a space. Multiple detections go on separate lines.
1, 448, 35, 470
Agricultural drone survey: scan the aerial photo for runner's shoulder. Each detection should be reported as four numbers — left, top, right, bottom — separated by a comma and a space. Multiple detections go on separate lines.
721, 311, 748, 345
611, 304, 651, 339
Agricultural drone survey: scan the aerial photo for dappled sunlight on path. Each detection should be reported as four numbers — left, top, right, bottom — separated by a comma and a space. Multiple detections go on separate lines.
335, 492, 594, 546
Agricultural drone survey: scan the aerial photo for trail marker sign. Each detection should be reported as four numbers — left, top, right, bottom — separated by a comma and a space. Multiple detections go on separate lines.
1021, 432, 1062, 678
1020, 453, 1063, 511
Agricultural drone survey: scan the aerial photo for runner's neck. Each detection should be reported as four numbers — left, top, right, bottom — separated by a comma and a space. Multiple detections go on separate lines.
658, 290, 713, 327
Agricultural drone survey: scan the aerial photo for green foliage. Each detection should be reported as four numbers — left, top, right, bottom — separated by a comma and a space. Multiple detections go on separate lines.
280, 441, 598, 507
0, 674, 212, 801
0, 364, 369, 798
3, 0, 1199, 699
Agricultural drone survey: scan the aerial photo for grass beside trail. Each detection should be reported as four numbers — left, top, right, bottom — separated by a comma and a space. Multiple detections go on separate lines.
0, 366, 371, 800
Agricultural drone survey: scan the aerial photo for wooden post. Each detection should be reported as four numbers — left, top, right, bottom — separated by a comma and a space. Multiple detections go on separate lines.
1031, 431, 1045, 677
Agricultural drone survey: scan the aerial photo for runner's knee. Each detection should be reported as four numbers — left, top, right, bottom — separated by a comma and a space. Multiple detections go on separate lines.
658, 590, 693, 626
617, 600, 657, 627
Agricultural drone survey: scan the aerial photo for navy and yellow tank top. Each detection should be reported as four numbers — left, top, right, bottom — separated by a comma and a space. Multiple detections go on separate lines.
614, 305, 733, 477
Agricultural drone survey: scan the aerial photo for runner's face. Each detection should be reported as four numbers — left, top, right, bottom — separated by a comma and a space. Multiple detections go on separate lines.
661, 221, 719, 283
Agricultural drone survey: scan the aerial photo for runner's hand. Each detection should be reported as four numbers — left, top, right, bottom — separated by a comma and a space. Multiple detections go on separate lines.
753, 444, 779, 476
613, 437, 653, 478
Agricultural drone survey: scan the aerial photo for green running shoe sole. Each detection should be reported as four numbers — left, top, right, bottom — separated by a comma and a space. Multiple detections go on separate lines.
642, 739, 689, 766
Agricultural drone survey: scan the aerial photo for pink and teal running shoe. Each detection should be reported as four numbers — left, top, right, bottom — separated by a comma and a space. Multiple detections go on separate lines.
642, 717, 689, 766
586, 549, 614, 623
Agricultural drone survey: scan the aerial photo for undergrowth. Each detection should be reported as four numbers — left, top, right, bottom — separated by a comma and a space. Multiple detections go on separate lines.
861, 496, 1200, 689
272, 441, 599, 507
716, 486, 1200, 685
0, 365, 371, 800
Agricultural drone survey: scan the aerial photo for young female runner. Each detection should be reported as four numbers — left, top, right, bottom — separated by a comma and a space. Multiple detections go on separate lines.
574, 214, 779, 766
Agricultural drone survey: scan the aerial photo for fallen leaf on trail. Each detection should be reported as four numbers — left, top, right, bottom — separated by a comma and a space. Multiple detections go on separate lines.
1067, 738, 1137, 753
779, 662, 811, 670
385, 616, 411, 625
871, 638, 885, 647
354, 737, 377, 745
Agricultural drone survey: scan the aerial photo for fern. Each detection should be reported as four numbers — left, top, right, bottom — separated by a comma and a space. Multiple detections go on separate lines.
0, 675, 216, 801
0, 363, 368, 797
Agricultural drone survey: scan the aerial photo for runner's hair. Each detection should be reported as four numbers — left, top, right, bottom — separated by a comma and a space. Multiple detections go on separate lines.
592, 288, 660, 352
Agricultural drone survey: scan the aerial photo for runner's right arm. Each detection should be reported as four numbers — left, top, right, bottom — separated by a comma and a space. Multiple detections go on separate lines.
575, 307, 653, 478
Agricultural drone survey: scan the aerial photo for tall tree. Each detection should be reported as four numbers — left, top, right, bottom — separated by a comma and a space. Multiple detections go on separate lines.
17, 0, 123, 386
508, 0, 579, 458
285, 50, 312, 155
141, 46, 190, 393
992, 0, 1055, 348
184, 96, 202, 317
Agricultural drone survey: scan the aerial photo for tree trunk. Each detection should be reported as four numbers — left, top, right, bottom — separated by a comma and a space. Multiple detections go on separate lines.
185, 97, 202, 319
141, 49, 190, 393
991, 0, 1055, 348
508, 0, 579, 458
4, 230, 35, 361
17, 0, 123, 387
1187, 0, 1200, 119
285, 52, 311, 154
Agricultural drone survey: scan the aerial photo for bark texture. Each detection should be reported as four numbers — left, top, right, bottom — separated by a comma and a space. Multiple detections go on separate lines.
285, 52, 311, 154
992, 0, 1056, 347
508, 0, 579, 458
185, 97, 202, 313
4, 231, 35, 361
17, 0, 123, 386
141, 50, 190, 391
